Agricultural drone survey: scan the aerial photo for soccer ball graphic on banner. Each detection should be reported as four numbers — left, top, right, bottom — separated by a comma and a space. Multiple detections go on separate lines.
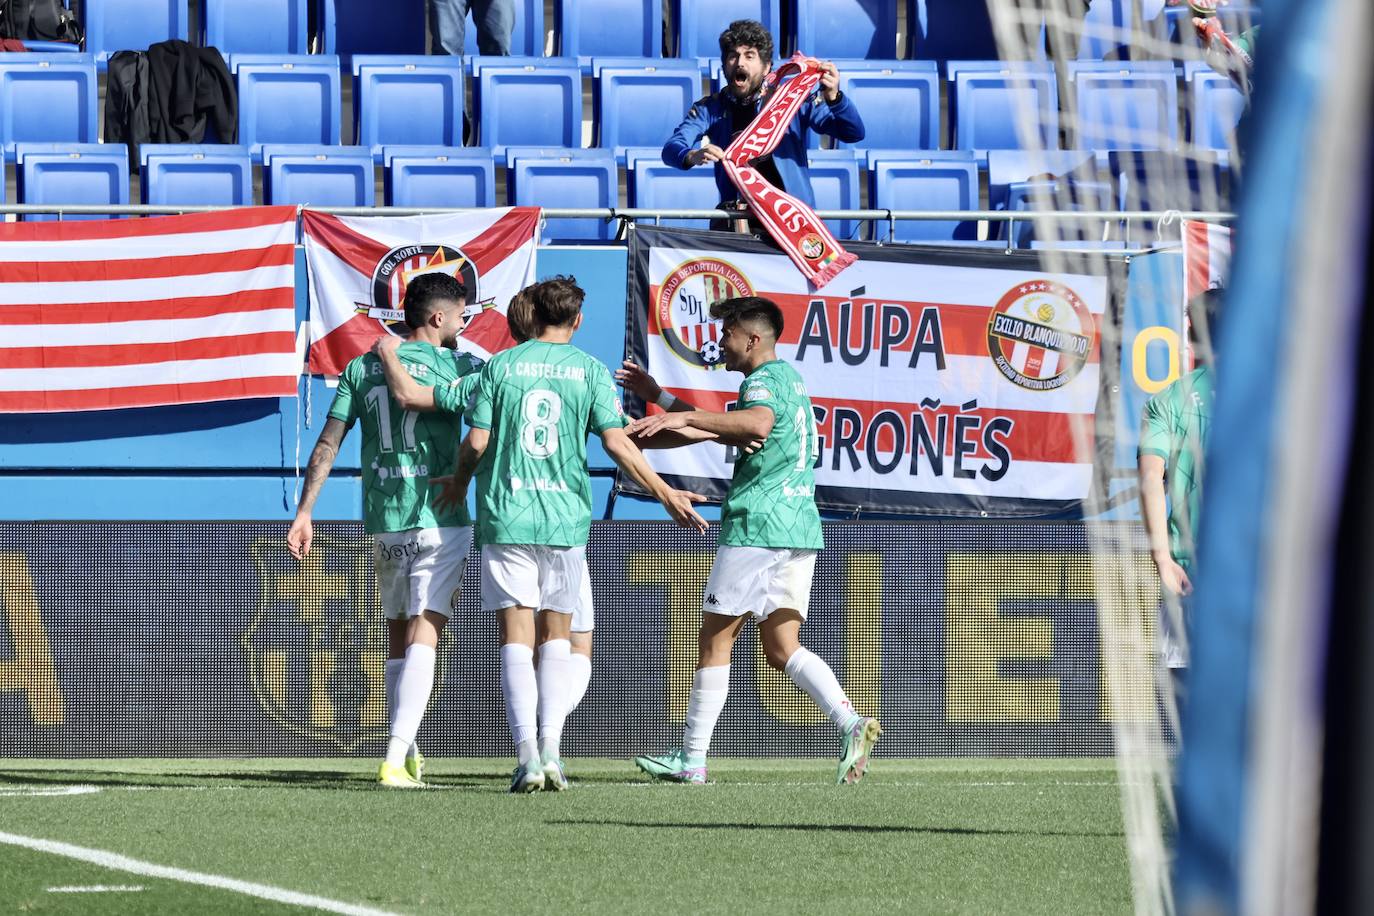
699, 339, 722, 364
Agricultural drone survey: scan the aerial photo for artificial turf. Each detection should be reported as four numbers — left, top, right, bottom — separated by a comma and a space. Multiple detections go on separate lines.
0, 758, 1131, 914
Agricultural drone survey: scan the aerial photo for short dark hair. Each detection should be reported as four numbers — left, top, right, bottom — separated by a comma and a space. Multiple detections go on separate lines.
710, 295, 784, 340
718, 19, 773, 61
527, 275, 584, 329
506, 289, 535, 343
403, 272, 467, 329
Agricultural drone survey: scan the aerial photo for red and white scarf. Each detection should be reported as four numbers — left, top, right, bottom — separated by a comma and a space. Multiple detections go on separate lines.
723, 52, 856, 288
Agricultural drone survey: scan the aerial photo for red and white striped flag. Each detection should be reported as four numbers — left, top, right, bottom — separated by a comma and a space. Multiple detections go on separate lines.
0, 207, 300, 413
1182, 219, 1232, 302
301, 208, 541, 375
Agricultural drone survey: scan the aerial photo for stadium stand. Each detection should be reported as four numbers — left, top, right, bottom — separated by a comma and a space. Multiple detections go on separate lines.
806, 147, 863, 241
15, 142, 129, 220
987, 148, 1102, 212
0, 55, 98, 161
675, 0, 781, 59
946, 60, 1059, 154
83, 0, 188, 62
232, 55, 342, 159
351, 55, 465, 161
626, 147, 718, 229
1108, 148, 1229, 242
833, 66, 939, 151
556, 0, 661, 69
201, 0, 309, 55
467, 0, 546, 57
1187, 68, 1246, 152
383, 146, 497, 208
472, 58, 581, 156
262, 145, 375, 207
793, 0, 899, 59
1069, 61, 1180, 150
867, 150, 979, 242
1004, 177, 1113, 247
140, 144, 253, 205
507, 148, 618, 241
593, 60, 703, 163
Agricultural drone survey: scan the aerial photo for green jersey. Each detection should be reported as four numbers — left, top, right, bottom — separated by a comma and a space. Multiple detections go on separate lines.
720, 359, 824, 550
1139, 365, 1213, 568
468, 340, 627, 547
327, 342, 483, 534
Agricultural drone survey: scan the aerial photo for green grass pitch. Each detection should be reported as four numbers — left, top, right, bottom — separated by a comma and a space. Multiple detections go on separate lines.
0, 758, 1131, 914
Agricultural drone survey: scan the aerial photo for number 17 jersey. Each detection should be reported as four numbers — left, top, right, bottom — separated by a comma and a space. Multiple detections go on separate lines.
467, 340, 627, 547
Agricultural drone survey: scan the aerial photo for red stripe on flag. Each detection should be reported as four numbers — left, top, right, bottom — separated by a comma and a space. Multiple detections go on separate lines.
461, 208, 542, 275
308, 312, 389, 375
0, 245, 295, 284
0, 206, 296, 243
2, 332, 296, 370
300, 211, 395, 278
1022, 347, 1046, 378
0, 289, 293, 326
0, 376, 297, 413
462, 308, 516, 357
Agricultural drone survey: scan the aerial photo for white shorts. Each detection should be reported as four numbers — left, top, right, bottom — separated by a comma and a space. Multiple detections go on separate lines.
374, 526, 473, 620
481, 544, 588, 616
572, 559, 594, 633
703, 546, 819, 620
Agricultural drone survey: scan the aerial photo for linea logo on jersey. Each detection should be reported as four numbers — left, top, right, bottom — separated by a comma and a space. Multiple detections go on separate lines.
986, 281, 1095, 391
358, 244, 492, 335
655, 258, 754, 368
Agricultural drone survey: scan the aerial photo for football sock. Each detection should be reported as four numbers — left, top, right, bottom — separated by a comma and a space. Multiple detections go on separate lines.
682, 665, 730, 760
566, 651, 592, 715
784, 648, 860, 731
384, 657, 420, 759
501, 643, 539, 767
385, 644, 436, 768
536, 639, 572, 760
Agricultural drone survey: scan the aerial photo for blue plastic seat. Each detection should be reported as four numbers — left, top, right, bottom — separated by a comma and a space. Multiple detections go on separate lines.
233, 55, 342, 159
594, 61, 702, 164
202, 0, 309, 55
384, 146, 496, 208
806, 148, 862, 241
675, 0, 781, 58
947, 61, 1058, 153
557, 0, 661, 69
1188, 69, 1245, 152
262, 145, 375, 206
474, 60, 582, 157
466, 0, 545, 56
627, 150, 720, 230
834, 68, 939, 151
0, 55, 98, 161
140, 144, 253, 205
867, 150, 978, 242
507, 149, 618, 241
1108, 149, 1230, 242
16, 143, 129, 221
84, 0, 188, 61
352, 56, 464, 161
905, 0, 998, 63
321, 0, 425, 62
1069, 61, 1179, 151
1077, 0, 1128, 59
987, 149, 1102, 211
794, 0, 900, 59
1005, 179, 1113, 248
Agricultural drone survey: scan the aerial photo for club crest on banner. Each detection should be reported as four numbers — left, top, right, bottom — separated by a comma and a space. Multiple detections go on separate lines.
986, 281, 1096, 391
654, 257, 754, 368
362, 244, 491, 334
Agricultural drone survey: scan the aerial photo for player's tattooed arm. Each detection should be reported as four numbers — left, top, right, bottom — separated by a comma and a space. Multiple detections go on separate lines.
432, 427, 489, 512
288, 417, 349, 559
372, 335, 437, 411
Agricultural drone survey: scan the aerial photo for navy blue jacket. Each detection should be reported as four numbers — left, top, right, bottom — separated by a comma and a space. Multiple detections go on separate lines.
661, 83, 865, 210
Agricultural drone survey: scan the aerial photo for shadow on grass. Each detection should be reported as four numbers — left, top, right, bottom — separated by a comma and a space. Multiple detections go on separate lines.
546, 818, 1125, 839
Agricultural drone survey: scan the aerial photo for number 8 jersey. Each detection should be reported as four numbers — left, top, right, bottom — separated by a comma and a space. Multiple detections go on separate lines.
467, 340, 627, 548
720, 359, 824, 550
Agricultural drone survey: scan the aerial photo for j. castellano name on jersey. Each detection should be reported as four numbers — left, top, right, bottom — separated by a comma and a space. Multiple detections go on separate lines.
514, 362, 587, 381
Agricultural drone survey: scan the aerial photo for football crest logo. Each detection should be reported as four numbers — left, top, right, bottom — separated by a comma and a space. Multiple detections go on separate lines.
360, 244, 491, 334
655, 258, 754, 368
986, 281, 1096, 391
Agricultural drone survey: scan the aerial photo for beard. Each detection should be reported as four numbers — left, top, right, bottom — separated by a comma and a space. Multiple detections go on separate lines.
728, 68, 766, 100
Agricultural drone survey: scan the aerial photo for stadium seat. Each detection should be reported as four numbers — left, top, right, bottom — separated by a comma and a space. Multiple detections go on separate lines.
594, 61, 702, 163
466, 0, 545, 57
834, 68, 939, 151
675, 0, 781, 58
0, 55, 98, 161
806, 148, 863, 241
201, 0, 309, 55
232, 55, 342, 159
17, 41, 83, 53
1108, 149, 1229, 243
1077, 0, 1128, 60
84, 0, 188, 62
556, 0, 661, 68
262, 145, 375, 207
987, 149, 1102, 212
1069, 61, 1179, 150
905, 0, 999, 63
867, 150, 978, 242
627, 148, 719, 230
793, 0, 899, 59
473, 59, 581, 157
321, 0, 425, 61
507, 149, 618, 242
140, 144, 253, 205
1005, 179, 1113, 247
383, 146, 497, 208
1188, 69, 1246, 152
352, 56, 465, 161
16, 143, 129, 221
946, 61, 1059, 153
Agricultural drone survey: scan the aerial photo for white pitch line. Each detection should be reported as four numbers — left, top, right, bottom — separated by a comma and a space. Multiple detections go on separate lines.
0, 831, 399, 916
47, 885, 145, 893
0, 786, 101, 797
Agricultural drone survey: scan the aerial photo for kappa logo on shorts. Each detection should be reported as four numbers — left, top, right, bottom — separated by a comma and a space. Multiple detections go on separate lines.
705, 593, 721, 606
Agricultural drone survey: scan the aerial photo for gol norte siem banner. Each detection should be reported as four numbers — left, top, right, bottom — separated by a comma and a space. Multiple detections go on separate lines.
624, 226, 1123, 516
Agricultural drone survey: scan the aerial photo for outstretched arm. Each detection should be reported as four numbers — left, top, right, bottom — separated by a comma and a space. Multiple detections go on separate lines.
629, 405, 774, 449
601, 426, 708, 532
288, 417, 349, 559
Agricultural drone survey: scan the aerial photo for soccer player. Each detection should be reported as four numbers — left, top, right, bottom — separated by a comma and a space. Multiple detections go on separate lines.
287, 272, 478, 790
442, 276, 707, 793
623, 296, 881, 785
